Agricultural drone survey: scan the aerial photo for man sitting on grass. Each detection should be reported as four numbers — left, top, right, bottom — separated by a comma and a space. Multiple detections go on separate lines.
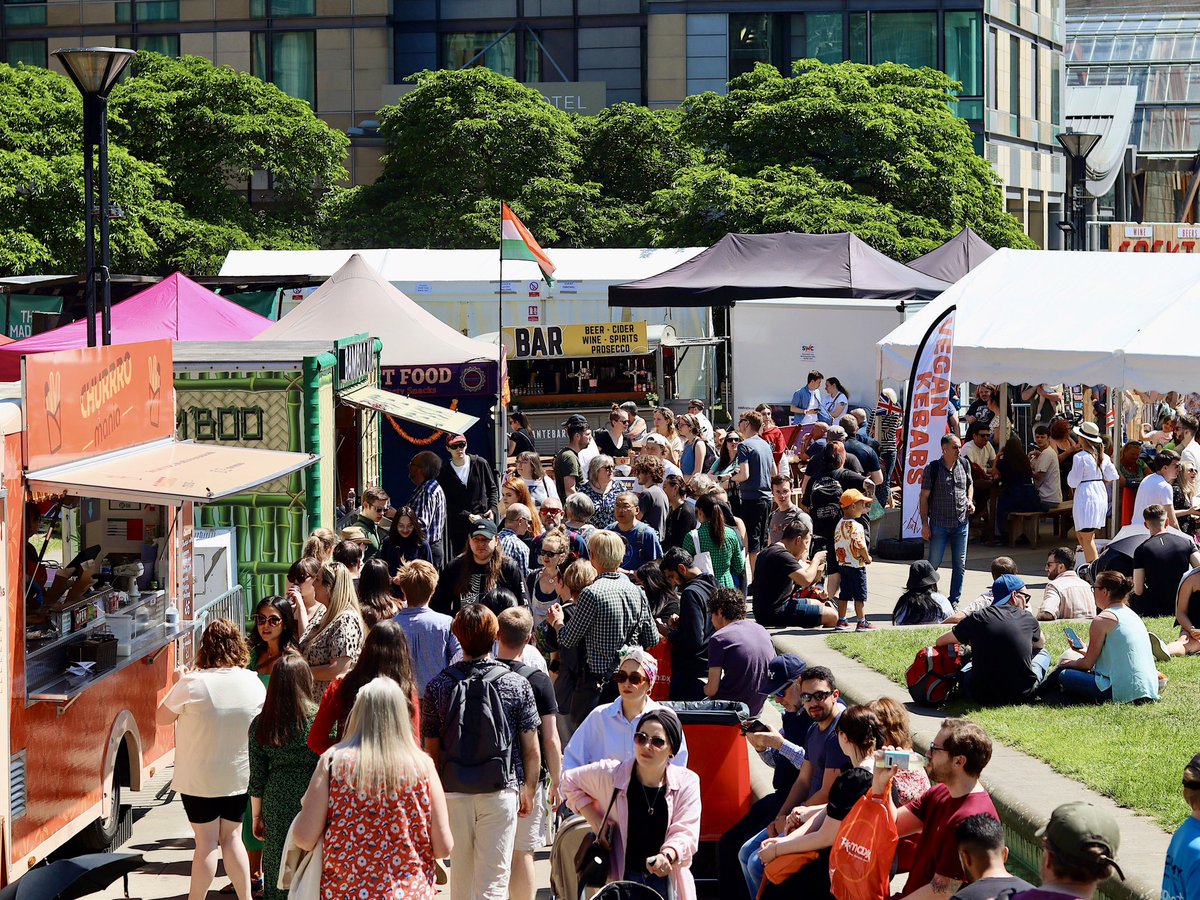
934, 574, 1051, 706
944, 557, 1019, 624
1037, 547, 1095, 621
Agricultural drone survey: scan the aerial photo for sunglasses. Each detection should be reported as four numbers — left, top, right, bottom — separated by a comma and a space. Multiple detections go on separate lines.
372, 504, 388, 512
448, 442, 467, 449
727, 437, 741, 443
634, 732, 669, 750
612, 670, 649, 686
542, 507, 563, 516
539, 551, 564, 560
255, 615, 283, 627
1185, 779, 1200, 790
799, 690, 834, 703
612, 417, 629, 424
602, 464, 616, 472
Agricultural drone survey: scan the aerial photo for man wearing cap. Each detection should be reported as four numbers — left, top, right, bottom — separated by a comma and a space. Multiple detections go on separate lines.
1163, 754, 1200, 900
934, 574, 1051, 705
1011, 802, 1125, 900
430, 518, 526, 615
716, 653, 812, 897
687, 399, 714, 443
437, 433, 499, 557
554, 415, 591, 500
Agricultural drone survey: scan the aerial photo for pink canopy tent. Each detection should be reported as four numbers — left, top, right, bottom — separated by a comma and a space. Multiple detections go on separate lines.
0, 272, 271, 381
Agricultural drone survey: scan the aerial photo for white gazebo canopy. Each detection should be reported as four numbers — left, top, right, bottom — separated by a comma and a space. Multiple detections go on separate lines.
877, 249, 1200, 392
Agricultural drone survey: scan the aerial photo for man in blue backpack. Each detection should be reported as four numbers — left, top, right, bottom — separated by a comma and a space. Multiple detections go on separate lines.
421, 603, 541, 900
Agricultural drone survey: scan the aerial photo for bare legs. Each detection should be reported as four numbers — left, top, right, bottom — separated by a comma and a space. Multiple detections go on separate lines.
189, 817, 252, 900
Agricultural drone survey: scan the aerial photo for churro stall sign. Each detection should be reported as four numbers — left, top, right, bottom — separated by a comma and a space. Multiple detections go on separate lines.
23, 339, 176, 470
501, 322, 649, 359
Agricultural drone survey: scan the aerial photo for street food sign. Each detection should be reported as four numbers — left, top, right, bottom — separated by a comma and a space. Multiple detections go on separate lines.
23, 339, 175, 470
501, 322, 649, 359
1109, 223, 1200, 253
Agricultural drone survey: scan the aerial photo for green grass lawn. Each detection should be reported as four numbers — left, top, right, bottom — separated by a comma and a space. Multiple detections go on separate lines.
827, 618, 1193, 830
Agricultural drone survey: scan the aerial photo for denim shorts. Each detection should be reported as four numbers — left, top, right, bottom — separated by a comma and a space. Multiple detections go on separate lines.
839, 566, 868, 604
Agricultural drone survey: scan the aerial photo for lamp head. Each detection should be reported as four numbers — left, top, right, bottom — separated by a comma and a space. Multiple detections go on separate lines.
1056, 129, 1101, 161
52, 47, 136, 98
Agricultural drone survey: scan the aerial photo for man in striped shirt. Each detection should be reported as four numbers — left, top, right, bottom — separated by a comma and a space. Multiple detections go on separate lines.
407, 451, 447, 570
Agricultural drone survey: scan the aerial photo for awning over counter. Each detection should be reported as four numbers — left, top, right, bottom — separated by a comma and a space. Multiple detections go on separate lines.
339, 385, 479, 434
27, 440, 318, 505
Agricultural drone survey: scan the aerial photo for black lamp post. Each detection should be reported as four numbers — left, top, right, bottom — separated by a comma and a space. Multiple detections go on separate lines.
1056, 129, 1101, 251
52, 47, 135, 347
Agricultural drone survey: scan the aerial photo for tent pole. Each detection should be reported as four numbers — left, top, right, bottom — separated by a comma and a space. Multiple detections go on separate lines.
496, 201, 505, 477
999, 383, 1010, 445
1110, 387, 1123, 535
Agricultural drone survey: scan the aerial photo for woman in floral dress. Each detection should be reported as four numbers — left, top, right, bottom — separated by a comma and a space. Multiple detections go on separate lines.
293, 677, 453, 900
300, 562, 365, 691
248, 654, 319, 900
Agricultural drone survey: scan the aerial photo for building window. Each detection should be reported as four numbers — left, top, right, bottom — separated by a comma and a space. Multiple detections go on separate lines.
871, 12, 937, 70
1010, 34, 1021, 118
849, 13, 868, 63
793, 12, 844, 65
1031, 44, 1040, 121
6, 38, 45, 66
250, 0, 313, 15
1051, 51, 1062, 124
116, 34, 180, 55
945, 11, 982, 107
115, 0, 178, 22
729, 13, 785, 78
442, 31, 540, 81
987, 26, 998, 109
251, 31, 316, 107
3, 0, 46, 27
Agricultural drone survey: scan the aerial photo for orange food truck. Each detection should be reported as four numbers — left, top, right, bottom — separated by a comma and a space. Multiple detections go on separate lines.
0, 339, 315, 881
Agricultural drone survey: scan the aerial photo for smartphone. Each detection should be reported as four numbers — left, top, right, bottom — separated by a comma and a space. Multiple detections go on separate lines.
740, 718, 772, 734
1064, 626, 1084, 651
882, 750, 911, 769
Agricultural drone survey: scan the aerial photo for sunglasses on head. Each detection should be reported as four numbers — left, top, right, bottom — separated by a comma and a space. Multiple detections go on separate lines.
634, 731, 669, 750
612, 670, 649, 686
255, 614, 283, 626
799, 690, 834, 703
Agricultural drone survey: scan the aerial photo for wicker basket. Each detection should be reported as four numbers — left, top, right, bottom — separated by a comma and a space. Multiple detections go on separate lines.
69, 630, 119, 672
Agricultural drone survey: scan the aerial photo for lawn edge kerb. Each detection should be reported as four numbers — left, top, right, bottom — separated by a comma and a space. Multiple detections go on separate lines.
803, 632, 1167, 900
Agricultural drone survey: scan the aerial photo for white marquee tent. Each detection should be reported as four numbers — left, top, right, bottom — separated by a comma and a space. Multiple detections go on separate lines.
877, 249, 1200, 392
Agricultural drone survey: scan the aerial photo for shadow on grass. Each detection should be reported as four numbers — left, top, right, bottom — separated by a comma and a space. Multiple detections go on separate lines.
827, 617, 1193, 829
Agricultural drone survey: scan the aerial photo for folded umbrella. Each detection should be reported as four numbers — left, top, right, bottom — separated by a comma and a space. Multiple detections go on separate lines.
0, 853, 143, 900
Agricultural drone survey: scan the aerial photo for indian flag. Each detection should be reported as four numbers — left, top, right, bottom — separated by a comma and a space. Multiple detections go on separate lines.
501, 203, 557, 285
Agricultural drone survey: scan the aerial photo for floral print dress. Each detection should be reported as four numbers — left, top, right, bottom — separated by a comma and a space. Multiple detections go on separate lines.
321, 751, 436, 900
302, 611, 364, 692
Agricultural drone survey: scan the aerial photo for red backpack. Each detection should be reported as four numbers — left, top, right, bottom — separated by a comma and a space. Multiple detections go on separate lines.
905, 644, 967, 706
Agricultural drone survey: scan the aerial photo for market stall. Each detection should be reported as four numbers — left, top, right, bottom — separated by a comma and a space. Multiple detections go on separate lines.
3, 339, 316, 880
905, 228, 996, 283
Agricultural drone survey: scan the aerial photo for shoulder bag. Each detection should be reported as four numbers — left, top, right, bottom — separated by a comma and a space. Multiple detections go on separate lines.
574, 787, 621, 887
688, 527, 715, 576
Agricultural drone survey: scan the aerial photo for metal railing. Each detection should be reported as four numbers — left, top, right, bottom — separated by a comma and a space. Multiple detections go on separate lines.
191, 585, 248, 638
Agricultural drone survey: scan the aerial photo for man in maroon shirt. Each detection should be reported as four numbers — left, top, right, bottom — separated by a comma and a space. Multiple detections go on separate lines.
871, 718, 998, 899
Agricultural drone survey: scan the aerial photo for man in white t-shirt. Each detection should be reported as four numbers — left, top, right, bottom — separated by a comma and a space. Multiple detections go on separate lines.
963, 425, 997, 471
1036, 547, 1095, 620
1030, 425, 1062, 508
1131, 449, 1180, 528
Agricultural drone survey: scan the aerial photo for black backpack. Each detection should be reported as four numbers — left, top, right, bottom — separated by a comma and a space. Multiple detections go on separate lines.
810, 476, 845, 533
439, 664, 513, 793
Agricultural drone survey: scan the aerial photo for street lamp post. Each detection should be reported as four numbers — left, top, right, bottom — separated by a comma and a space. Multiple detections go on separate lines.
1056, 129, 1101, 252
52, 47, 135, 347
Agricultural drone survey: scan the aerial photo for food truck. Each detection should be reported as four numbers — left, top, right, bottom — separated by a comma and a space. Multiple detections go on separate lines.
486, 323, 725, 455
0, 339, 315, 880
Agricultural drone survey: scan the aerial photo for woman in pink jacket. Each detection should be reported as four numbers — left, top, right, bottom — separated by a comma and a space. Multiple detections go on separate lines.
562, 707, 701, 898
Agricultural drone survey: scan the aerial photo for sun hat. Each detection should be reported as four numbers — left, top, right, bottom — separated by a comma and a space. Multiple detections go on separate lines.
339, 526, 371, 544
1073, 421, 1104, 445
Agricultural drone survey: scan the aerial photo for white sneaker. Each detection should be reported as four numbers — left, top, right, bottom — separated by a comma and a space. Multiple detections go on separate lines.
1148, 631, 1171, 663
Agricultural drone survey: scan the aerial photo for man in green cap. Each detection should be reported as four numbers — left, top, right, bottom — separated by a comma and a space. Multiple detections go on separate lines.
1011, 801, 1124, 900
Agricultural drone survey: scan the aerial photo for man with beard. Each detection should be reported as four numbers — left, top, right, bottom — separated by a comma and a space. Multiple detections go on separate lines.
872, 718, 998, 900
738, 666, 850, 899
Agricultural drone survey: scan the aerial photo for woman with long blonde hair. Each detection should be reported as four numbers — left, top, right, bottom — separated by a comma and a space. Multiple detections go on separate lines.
300, 562, 365, 689
293, 678, 452, 899
653, 406, 683, 464
302, 528, 337, 563
501, 476, 544, 537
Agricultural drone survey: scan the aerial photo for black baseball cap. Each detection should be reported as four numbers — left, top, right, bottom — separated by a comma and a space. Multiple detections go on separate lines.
468, 519, 499, 538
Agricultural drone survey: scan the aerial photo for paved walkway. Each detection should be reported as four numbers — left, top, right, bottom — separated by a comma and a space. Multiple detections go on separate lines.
769, 542, 1171, 900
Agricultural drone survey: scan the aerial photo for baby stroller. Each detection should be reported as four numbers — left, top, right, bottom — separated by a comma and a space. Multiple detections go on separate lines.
594, 883, 668, 899
548, 814, 671, 899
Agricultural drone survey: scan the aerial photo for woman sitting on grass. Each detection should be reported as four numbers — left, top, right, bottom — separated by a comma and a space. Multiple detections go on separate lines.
1042, 571, 1161, 704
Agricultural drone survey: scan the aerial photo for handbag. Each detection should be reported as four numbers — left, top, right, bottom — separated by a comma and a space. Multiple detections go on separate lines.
828, 784, 899, 900
573, 787, 621, 887
277, 813, 322, 900
688, 527, 715, 576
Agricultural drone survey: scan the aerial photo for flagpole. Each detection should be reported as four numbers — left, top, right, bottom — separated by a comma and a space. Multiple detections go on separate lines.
496, 200, 505, 478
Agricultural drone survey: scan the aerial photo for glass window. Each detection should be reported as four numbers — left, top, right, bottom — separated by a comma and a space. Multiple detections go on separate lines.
849, 13, 868, 63
1010, 35, 1021, 118
729, 13, 784, 78
944, 11, 983, 98
522, 29, 541, 82
115, 0, 178, 22
3, 0, 46, 26
251, 31, 315, 107
1031, 44, 1039, 120
116, 34, 180, 55
987, 26, 997, 108
250, 0, 313, 15
794, 12, 844, 65
1187, 65, 1200, 102
870, 12, 937, 69
6, 38, 45, 66
442, 32, 517, 78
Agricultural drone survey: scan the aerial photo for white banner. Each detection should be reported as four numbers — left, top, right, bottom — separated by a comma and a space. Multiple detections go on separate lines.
901, 307, 957, 540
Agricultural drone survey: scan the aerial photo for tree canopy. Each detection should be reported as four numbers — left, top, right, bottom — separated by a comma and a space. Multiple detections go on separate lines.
329, 62, 1034, 259
0, 53, 347, 276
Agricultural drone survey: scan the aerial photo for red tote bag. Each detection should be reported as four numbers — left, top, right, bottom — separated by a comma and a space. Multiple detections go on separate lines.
829, 788, 899, 900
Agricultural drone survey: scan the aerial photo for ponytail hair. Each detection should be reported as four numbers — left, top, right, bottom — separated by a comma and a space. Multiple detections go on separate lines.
836, 705, 885, 758
695, 493, 727, 549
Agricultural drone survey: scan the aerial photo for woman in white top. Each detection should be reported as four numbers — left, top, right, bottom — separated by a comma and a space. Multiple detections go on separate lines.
157, 620, 267, 900
653, 407, 684, 464
1067, 422, 1119, 563
821, 377, 849, 424
562, 646, 688, 771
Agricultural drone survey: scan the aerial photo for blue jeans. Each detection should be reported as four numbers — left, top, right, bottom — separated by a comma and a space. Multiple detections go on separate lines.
960, 649, 1052, 702
927, 521, 969, 605
1058, 668, 1113, 701
738, 826, 769, 899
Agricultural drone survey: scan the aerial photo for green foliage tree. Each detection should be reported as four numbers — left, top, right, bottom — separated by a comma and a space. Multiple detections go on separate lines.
0, 54, 348, 276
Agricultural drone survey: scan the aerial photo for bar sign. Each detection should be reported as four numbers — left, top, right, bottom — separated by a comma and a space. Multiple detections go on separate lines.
1124, 226, 1152, 238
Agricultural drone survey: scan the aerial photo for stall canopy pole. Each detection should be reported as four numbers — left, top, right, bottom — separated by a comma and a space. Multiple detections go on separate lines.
495, 200, 505, 476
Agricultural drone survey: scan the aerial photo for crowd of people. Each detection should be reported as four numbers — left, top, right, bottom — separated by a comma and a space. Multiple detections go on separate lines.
148, 385, 1200, 900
